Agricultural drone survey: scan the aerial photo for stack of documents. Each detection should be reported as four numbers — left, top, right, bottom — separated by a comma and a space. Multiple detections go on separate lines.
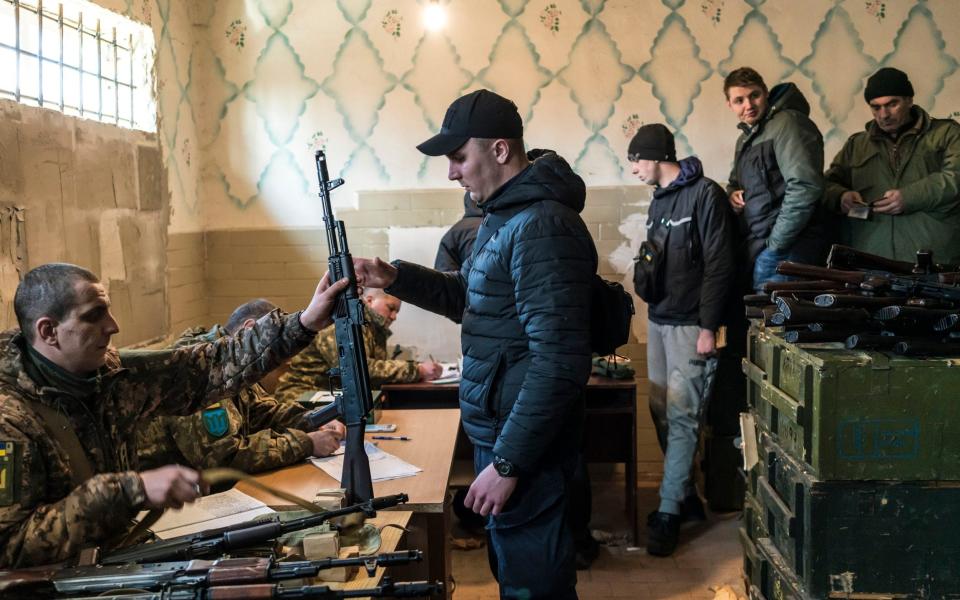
310, 441, 422, 482
146, 489, 274, 539
430, 361, 461, 384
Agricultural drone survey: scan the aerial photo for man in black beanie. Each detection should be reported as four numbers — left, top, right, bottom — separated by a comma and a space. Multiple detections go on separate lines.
629, 124, 736, 556
825, 67, 960, 263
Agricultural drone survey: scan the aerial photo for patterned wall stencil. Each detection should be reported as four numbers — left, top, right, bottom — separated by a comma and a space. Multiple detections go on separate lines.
126, 0, 960, 231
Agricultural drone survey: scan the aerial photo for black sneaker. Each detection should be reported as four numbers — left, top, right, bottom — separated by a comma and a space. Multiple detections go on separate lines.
647, 511, 682, 557
646, 494, 707, 526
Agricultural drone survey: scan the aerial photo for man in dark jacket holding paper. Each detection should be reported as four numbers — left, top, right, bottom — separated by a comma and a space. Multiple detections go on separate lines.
354, 89, 596, 599
629, 124, 736, 556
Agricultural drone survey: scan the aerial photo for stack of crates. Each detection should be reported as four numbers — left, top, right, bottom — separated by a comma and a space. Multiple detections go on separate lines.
740, 323, 960, 599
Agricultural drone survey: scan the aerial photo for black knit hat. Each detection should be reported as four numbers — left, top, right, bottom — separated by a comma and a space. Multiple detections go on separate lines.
864, 67, 914, 102
628, 124, 676, 162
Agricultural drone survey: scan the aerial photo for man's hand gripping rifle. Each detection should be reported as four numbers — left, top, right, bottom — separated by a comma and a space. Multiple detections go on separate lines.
300, 151, 376, 505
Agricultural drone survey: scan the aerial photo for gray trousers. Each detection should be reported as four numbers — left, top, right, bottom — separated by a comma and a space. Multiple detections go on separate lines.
647, 321, 717, 514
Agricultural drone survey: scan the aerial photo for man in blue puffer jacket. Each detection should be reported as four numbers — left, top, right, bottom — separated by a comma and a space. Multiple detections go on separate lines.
355, 89, 596, 599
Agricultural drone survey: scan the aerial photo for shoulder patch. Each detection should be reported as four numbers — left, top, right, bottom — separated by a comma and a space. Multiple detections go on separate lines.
0, 441, 17, 506
202, 406, 230, 438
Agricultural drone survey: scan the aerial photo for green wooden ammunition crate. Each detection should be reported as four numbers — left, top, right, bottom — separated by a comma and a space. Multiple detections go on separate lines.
742, 533, 810, 600
740, 527, 763, 592
743, 325, 960, 480
743, 490, 766, 542
755, 538, 809, 600
754, 431, 960, 599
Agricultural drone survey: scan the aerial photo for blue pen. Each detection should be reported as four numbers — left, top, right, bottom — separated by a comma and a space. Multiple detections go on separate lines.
372, 435, 412, 441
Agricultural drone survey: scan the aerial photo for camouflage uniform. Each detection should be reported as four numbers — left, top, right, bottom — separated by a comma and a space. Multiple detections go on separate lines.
135, 325, 314, 474
275, 305, 419, 403
0, 310, 315, 567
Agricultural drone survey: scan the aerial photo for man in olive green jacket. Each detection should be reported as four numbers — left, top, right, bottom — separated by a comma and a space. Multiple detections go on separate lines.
825, 67, 960, 264
724, 67, 829, 290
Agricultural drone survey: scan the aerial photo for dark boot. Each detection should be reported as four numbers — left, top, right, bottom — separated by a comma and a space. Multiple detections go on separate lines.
647, 512, 681, 557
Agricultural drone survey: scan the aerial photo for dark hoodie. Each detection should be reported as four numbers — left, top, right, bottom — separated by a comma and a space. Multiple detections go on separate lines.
728, 82, 828, 260
434, 193, 483, 272
388, 151, 597, 471
646, 157, 737, 330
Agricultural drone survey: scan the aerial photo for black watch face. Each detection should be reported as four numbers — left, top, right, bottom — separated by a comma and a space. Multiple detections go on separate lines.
495, 458, 514, 477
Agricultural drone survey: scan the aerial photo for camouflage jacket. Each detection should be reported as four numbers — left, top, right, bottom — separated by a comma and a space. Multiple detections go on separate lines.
135, 326, 314, 474
0, 310, 315, 567
274, 305, 419, 403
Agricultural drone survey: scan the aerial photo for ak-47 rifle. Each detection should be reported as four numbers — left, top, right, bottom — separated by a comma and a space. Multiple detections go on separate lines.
827, 245, 959, 274
297, 150, 376, 506
101, 494, 407, 565
52, 577, 444, 599
1, 552, 422, 598
775, 261, 960, 302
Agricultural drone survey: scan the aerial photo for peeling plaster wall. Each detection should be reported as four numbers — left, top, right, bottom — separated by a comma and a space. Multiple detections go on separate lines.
0, 99, 169, 347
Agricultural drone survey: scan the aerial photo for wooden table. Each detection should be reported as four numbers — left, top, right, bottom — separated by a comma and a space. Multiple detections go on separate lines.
380, 376, 640, 545
237, 409, 460, 595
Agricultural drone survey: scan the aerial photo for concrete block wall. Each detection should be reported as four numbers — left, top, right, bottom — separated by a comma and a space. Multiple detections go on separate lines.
167, 231, 207, 335
199, 185, 665, 478
0, 98, 169, 347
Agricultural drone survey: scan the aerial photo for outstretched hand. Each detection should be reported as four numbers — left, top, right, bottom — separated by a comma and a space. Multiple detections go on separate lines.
353, 257, 398, 289
300, 272, 351, 331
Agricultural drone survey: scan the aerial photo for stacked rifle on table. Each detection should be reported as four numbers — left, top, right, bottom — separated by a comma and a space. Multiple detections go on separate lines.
745, 244, 960, 355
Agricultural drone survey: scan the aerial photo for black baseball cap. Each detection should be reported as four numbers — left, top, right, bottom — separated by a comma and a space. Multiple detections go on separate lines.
417, 89, 523, 156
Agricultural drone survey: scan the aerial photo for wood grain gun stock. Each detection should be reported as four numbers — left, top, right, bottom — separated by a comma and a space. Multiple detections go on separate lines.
827, 244, 959, 274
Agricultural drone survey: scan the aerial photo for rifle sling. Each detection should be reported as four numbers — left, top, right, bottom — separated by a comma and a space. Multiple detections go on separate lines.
202, 468, 327, 513
29, 401, 94, 488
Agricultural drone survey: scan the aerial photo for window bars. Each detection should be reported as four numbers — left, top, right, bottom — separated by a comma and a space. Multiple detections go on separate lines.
0, 0, 155, 131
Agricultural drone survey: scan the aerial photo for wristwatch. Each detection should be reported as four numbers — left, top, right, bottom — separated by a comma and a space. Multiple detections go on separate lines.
493, 455, 518, 477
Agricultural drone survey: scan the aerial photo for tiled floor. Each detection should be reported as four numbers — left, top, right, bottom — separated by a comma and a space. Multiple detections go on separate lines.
451, 473, 746, 600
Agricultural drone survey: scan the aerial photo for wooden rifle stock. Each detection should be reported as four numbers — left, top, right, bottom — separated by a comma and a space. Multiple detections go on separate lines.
845, 333, 898, 350
760, 278, 845, 292
814, 294, 897, 309
775, 297, 870, 323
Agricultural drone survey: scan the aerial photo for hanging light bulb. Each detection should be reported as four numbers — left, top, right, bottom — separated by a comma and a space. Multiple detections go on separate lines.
423, 0, 447, 32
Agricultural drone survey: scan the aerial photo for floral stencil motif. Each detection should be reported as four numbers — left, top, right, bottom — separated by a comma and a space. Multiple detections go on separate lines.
622, 114, 644, 139
182, 137, 191, 168
539, 4, 561, 34
701, 0, 723, 25
865, 0, 886, 22
381, 9, 402, 39
226, 19, 246, 49
308, 131, 328, 153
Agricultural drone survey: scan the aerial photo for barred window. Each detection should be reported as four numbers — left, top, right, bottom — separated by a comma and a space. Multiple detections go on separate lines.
0, 0, 155, 131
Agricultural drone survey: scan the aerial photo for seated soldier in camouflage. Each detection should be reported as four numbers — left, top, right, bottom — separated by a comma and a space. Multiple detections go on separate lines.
136, 299, 346, 474
275, 288, 442, 403
0, 263, 347, 567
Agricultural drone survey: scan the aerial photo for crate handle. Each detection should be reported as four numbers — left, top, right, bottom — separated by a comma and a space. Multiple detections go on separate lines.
742, 359, 767, 382
756, 476, 797, 539
759, 379, 805, 424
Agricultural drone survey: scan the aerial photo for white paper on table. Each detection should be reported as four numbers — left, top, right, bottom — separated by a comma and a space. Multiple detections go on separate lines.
144, 488, 275, 539
310, 441, 422, 482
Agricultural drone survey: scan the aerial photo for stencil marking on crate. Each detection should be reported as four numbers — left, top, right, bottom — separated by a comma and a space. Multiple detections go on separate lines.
837, 418, 920, 461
